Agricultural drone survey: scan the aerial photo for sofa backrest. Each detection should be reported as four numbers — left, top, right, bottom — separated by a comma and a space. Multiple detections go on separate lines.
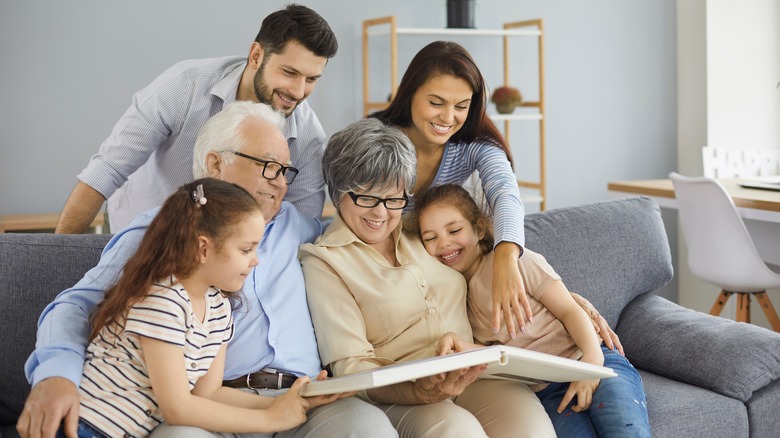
0, 197, 672, 427
523, 196, 673, 328
0, 233, 112, 427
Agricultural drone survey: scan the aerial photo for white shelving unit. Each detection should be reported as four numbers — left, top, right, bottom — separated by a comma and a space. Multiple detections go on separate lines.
362, 16, 547, 210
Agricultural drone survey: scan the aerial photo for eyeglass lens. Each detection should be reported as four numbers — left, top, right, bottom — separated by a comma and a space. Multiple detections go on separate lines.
261, 161, 297, 184
349, 192, 408, 210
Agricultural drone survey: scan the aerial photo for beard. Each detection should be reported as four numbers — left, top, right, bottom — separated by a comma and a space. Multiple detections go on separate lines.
253, 59, 297, 117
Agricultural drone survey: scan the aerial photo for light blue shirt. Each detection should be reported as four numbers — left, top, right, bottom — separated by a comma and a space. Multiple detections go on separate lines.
25, 201, 326, 387
78, 56, 327, 230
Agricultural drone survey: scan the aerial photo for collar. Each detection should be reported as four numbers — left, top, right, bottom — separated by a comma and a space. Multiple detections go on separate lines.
208, 58, 304, 143
209, 60, 246, 106
283, 104, 302, 142
315, 212, 403, 251
264, 202, 290, 229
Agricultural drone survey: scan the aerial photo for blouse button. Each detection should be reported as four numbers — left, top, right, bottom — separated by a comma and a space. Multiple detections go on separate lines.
191, 362, 197, 369
426, 308, 436, 316
420, 280, 428, 287
145, 409, 152, 417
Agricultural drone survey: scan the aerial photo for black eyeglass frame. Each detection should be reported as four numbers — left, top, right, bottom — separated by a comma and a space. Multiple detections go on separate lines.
229, 151, 299, 185
347, 191, 409, 210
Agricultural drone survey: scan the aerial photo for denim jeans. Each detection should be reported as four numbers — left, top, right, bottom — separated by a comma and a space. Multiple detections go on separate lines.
535, 346, 651, 438
55, 419, 109, 438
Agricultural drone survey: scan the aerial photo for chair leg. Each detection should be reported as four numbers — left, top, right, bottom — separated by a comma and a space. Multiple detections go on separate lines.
736, 293, 751, 323
710, 290, 733, 316
754, 292, 780, 332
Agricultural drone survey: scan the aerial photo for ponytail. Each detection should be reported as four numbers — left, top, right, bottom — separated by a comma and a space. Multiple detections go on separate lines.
90, 178, 261, 340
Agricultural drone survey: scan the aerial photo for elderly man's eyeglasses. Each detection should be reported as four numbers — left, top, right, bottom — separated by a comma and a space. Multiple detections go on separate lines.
230, 151, 299, 185
347, 192, 409, 210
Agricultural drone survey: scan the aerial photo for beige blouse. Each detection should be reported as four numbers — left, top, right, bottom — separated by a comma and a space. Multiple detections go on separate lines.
468, 250, 582, 362
299, 214, 473, 377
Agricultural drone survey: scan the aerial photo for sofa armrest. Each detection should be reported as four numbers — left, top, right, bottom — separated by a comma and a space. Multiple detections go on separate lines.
617, 293, 780, 402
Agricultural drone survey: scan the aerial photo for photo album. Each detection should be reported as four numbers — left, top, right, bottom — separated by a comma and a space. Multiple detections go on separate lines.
300, 345, 617, 397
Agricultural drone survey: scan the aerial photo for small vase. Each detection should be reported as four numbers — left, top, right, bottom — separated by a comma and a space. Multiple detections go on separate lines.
447, 0, 475, 29
495, 102, 516, 114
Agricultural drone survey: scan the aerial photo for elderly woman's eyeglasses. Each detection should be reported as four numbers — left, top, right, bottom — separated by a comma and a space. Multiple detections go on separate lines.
347, 192, 409, 210
229, 151, 299, 185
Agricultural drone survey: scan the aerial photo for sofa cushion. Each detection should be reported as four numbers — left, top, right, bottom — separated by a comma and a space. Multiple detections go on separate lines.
619, 293, 780, 402
747, 379, 780, 438
0, 233, 112, 427
524, 197, 673, 327
639, 371, 748, 438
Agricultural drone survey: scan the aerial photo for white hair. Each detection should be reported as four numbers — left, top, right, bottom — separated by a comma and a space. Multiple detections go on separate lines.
192, 101, 285, 178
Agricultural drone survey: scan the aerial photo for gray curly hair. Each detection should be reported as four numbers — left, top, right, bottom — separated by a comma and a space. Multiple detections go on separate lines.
322, 118, 416, 209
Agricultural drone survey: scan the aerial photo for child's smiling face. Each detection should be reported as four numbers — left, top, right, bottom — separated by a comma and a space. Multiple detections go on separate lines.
418, 202, 484, 281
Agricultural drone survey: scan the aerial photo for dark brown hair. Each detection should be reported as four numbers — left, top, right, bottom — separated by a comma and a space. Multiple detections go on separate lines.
410, 183, 494, 255
255, 3, 338, 59
89, 178, 261, 340
370, 40, 513, 166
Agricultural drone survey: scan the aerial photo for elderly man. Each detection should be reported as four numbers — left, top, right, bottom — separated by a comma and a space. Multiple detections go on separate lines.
57, 4, 337, 233
18, 101, 396, 438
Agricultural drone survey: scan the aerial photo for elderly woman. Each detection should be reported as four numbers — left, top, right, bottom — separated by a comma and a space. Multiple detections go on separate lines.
299, 118, 555, 437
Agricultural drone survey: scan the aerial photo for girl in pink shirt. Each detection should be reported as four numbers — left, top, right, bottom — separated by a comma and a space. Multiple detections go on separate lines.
411, 184, 651, 438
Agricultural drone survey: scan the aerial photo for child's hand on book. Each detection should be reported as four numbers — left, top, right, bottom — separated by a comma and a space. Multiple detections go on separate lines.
267, 377, 311, 429
303, 370, 357, 407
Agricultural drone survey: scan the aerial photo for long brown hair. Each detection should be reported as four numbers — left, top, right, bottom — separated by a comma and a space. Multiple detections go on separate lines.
370, 40, 513, 166
409, 183, 494, 255
89, 178, 261, 340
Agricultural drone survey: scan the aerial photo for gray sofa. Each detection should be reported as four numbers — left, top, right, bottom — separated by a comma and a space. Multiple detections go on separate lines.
1, 197, 778, 437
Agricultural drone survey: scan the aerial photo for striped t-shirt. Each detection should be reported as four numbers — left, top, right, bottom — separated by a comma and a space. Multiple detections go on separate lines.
404, 139, 526, 247
79, 277, 234, 437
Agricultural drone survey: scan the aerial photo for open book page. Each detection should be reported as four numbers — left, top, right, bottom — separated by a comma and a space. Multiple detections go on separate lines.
300, 346, 502, 397
482, 345, 617, 386
300, 345, 615, 397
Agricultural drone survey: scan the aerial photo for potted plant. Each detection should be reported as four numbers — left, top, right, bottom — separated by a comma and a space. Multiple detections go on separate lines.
490, 86, 522, 114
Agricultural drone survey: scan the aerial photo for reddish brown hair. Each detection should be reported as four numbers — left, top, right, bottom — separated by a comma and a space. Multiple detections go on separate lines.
89, 178, 261, 340
369, 40, 513, 167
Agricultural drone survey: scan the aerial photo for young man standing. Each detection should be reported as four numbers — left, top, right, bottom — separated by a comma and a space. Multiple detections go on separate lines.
56, 4, 336, 233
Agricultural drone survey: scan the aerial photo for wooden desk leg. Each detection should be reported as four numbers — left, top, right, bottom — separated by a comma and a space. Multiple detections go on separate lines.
709, 290, 732, 317
754, 292, 780, 332
736, 293, 751, 323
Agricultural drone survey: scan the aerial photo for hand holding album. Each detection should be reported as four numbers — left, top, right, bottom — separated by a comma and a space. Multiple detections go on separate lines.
299, 345, 616, 397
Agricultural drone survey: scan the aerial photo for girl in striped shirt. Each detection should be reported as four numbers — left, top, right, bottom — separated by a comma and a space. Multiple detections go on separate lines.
72, 178, 312, 438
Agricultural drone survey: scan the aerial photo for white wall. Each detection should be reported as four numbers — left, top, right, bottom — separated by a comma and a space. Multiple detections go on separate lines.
707, 0, 780, 150
677, 0, 780, 330
0, 0, 677, 219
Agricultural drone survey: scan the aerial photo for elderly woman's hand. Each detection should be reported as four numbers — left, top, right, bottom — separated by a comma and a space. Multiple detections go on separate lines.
411, 364, 487, 404
569, 292, 624, 356
436, 332, 483, 356
491, 242, 533, 338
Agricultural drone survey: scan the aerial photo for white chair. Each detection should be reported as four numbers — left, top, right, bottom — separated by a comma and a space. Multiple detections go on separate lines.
670, 172, 780, 331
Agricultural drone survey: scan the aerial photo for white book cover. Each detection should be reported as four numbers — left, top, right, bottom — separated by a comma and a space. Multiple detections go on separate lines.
300, 345, 616, 397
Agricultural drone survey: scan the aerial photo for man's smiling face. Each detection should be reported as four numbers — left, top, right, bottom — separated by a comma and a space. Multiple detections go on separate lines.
252, 40, 327, 117
208, 116, 289, 221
